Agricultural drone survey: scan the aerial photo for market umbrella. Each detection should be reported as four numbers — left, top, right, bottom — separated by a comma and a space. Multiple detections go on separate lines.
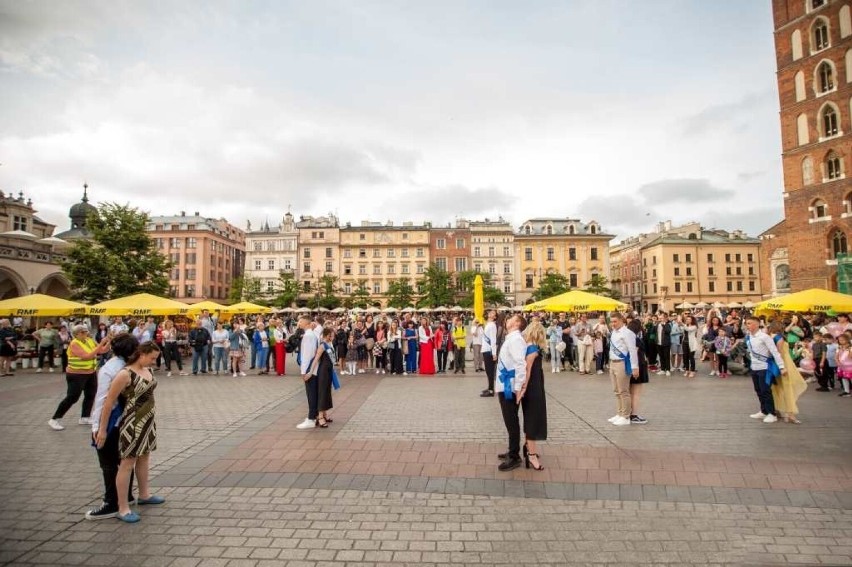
402, 306, 416, 313
523, 290, 627, 313
726, 301, 743, 308
753, 288, 852, 316
694, 302, 709, 309
497, 306, 511, 312
89, 293, 190, 317
366, 306, 381, 314
743, 301, 755, 309
225, 301, 273, 314
185, 300, 227, 315
433, 306, 447, 313
295, 307, 311, 314
0, 294, 89, 317
330, 307, 346, 314
383, 307, 397, 313
675, 301, 694, 310
712, 301, 727, 309
317, 307, 329, 313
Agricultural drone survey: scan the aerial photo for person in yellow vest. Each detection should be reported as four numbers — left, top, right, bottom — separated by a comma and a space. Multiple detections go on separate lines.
49, 324, 111, 431
452, 316, 467, 374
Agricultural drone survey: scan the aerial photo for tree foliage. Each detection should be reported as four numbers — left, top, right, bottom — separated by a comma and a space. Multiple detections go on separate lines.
416, 264, 454, 308
61, 203, 171, 303
272, 271, 301, 307
454, 270, 507, 308
308, 275, 342, 309
346, 280, 371, 309
386, 278, 416, 308
229, 275, 263, 303
530, 271, 571, 302
583, 274, 621, 299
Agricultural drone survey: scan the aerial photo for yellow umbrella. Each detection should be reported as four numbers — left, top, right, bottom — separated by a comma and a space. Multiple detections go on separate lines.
185, 300, 227, 315
0, 294, 89, 317
473, 274, 484, 323
225, 301, 274, 314
89, 293, 190, 317
524, 289, 628, 313
753, 288, 852, 316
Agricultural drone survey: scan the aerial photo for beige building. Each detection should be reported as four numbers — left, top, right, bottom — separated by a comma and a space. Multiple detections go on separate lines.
515, 218, 612, 305
469, 218, 516, 304
244, 211, 299, 298
339, 221, 430, 305
638, 227, 763, 313
296, 214, 341, 296
0, 189, 71, 299
147, 212, 245, 303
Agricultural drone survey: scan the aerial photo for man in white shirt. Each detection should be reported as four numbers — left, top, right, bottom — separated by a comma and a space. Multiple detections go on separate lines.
744, 316, 786, 423
470, 319, 484, 372
480, 311, 498, 397
109, 317, 128, 337
296, 316, 320, 430
496, 314, 528, 471
607, 312, 639, 426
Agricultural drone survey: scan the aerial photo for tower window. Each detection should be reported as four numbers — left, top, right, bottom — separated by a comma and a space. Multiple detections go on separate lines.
827, 152, 843, 180
813, 18, 830, 51
821, 105, 839, 137
818, 61, 835, 93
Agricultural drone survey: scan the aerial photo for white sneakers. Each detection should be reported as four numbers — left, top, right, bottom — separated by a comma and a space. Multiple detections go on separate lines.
36, 368, 42, 373
232, 373, 238, 377
596, 370, 604, 375
607, 415, 619, 423
296, 418, 316, 430
78, 417, 93, 425
611, 416, 631, 426
48, 419, 64, 431
762, 414, 778, 423
749, 412, 766, 419
665, 371, 671, 376
710, 370, 717, 376
239, 371, 246, 377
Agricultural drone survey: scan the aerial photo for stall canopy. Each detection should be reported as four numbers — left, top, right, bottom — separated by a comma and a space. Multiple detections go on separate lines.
753, 288, 852, 316
89, 293, 190, 317
225, 301, 274, 314
185, 300, 227, 315
0, 294, 89, 317
523, 290, 628, 313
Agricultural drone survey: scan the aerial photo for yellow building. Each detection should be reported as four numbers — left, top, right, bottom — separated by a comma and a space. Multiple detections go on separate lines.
296, 214, 341, 296
339, 221, 431, 305
514, 218, 612, 305
639, 228, 762, 313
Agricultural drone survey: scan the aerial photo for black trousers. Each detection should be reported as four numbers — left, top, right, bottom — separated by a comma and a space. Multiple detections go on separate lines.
37, 346, 55, 369
718, 354, 729, 374
658, 345, 671, 371
437, 349, 448, 372
498, 393, 521, 460
454, 347, 466, 372
484, 355, 496, 391
52, 372, 97, 419
751, 370, 776, 415
96, 425, 135, 510
163, 342, 183, 371
305, 375, 319, 420
684, 345, 696, 372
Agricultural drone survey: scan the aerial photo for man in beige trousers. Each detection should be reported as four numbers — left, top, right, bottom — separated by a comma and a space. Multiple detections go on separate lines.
607, 312, 639, 426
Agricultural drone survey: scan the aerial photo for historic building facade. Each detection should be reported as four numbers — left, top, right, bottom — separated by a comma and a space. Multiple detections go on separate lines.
295, 214, 341, 297
146, 212, 245, 303
468, 218, 515, 305
767, 0, 852, 290
429, 220, 471, 277
243, 211, 299, 297
515, 218, 612, 305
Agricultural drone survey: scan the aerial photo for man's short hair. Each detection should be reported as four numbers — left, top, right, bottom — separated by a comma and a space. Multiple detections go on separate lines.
514, 314, 528, 332
610, 312, 625, 323
745, 315, 760, 324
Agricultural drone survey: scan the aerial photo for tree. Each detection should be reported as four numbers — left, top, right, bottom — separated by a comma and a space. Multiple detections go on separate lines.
310, 275, 342, 309
386, 278, 416, 308
229, 275, 263, 303
530, 271, 571, 302
346, 280, 371, 309
61, 203, 171, 303
454, 270, 508, 308
417, 264, 453, 308
272, 271, 300, 307
584, 274, 621, 299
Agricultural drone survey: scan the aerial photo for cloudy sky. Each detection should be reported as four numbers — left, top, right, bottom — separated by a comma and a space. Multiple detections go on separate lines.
1, 0, 783, 241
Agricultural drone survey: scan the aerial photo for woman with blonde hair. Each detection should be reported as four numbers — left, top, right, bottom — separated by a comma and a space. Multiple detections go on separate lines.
518, 319, 548, 471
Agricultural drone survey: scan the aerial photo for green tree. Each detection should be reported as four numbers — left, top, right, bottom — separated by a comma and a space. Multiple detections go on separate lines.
346, 280, 371, 309
454, 270, 507, 308
530, 271, 571, 302
310, 275, 342, 309
583, 274, 621, 299
386, 278, 416, 308
229, 275, 263, 303
417, 264, 453, 308
272, 271, 300, 307
61, 203, 171, 303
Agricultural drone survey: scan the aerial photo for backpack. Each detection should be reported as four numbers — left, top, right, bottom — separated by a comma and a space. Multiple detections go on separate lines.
286, 328, 304, 353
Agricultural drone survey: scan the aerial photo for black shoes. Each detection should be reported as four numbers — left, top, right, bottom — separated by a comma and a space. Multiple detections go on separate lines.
480, 390, 494, 397
85, 503, 118, 520
498, 457, 522, 472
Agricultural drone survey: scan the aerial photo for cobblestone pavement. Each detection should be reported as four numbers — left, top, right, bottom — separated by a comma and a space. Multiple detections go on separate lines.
0, 362, 850, 566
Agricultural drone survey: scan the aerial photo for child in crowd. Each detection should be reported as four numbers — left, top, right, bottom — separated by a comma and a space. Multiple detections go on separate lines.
713, 328, 732, 378
822, 334, 838, 391
593, 331, 604, 375
795, 338, 816, 383
835, 334, 852, 397
345, 332, 358, 376
811, 333, 826, 389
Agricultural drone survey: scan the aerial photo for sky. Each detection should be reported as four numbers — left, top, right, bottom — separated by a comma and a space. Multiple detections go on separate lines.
0, 0, 784, 241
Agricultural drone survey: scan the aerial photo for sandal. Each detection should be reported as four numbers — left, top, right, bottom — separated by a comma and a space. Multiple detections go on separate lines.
316, 417, 329, 428
785, 416, 801, 424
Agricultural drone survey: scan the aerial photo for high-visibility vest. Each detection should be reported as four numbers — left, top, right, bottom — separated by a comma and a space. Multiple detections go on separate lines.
66, 338, 97, 373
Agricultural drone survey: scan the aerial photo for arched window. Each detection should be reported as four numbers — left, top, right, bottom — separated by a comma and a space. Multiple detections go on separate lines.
545, 224, 553, 235
524, 225, 531, 235
797, 112, 810, 145
847, 50, 852, 83
841, 5, 851, 38
590, 224, 597, 235
844, 192, 852, 214
687, 233, 697, 240
812, 17, 830, 52
802, 155, 814, 185
820, 104, 839, 137
817, 60, 835, 93
568, 225, 575, 235
832, 230, 848, 258
792, 29, 803, 61
811, 0, 826, 9
826, 151, 843, 180
812, 198, 828, 218
795, 70, 806, 101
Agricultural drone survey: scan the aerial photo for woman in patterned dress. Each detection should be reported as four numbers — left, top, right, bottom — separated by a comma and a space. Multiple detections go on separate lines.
96, 341, 162, 523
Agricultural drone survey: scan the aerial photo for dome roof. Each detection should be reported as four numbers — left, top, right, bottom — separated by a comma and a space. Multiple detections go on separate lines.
69, 184, 97, 228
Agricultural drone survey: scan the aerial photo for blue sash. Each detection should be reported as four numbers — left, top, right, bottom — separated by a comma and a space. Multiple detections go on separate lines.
526, 345, 539, 356
323, 343, 341, 390
746, 336, 781, 385
610, 341, 632, 375
90, 403, 122, 448
498, 365, 514, 399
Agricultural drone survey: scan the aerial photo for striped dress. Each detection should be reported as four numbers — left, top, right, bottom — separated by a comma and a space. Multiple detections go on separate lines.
118, 369, 157, 459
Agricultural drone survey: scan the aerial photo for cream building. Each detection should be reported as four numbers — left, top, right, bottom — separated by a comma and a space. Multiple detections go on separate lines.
469, 218, 515, 304
339, 221, 430, 305
243, 211, 298, 298
296, 214, 341, 296
515, 218, 612, 305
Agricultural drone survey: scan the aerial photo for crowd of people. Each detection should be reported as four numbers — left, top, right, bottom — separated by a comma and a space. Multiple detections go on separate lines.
1, 303, 850, 524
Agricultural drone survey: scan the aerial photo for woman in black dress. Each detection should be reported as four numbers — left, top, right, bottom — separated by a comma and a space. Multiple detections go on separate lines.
314, 327, 335, 427
519, 319, 547, 471
627, 318, 650, 424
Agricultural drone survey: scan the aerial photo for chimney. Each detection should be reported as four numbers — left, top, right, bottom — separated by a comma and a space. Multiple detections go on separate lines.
180, 211, 185, 216
194, 211, 199, 216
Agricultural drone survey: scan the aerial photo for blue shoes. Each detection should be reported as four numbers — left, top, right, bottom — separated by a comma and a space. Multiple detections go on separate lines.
138, 495, 165, 505
116, 511, 140, 523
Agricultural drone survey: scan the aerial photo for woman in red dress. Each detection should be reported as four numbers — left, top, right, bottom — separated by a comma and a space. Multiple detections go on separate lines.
418, 317, 436, 375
